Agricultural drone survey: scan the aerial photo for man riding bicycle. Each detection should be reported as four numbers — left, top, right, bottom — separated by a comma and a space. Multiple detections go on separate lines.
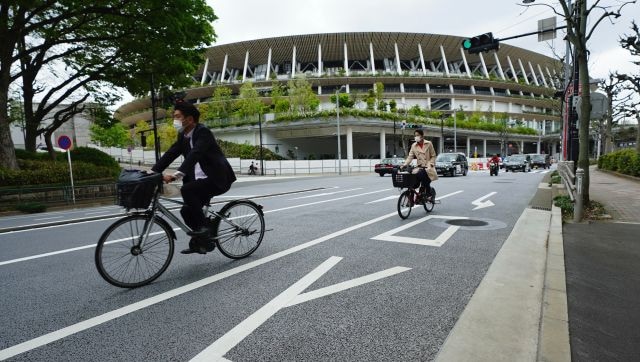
400, 129, 438, 199
151, 101, 236, 254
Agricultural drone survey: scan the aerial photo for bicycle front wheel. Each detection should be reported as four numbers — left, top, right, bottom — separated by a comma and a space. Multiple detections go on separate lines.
397, 190, 413, 219
214, 200, 265, 259
95, 214, 174, 288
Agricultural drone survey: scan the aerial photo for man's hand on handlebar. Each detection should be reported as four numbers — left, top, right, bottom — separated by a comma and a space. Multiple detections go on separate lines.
162, 174, 176, 184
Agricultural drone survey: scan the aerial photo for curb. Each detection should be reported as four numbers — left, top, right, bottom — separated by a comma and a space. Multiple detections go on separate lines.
537, 205, 571, 361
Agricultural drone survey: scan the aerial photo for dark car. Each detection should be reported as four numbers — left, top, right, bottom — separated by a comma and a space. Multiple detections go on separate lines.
504, 154, 531, 172
374, 157, 404, 176
529, 153, 550, 169
435, 153, 468, 177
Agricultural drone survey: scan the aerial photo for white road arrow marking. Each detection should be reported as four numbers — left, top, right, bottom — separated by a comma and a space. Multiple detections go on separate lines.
471, 192, 497, 210
190, 257, 410, 362
371, 215, 466, 247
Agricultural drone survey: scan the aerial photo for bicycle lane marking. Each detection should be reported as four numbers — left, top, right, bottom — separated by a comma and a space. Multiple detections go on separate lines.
0, 208, 403, 360
0, 189, 393, 267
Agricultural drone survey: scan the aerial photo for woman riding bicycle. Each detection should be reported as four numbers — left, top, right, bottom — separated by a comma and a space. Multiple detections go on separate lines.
400, 129, 438, 198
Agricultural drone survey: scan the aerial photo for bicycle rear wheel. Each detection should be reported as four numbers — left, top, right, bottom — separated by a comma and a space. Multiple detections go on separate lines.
214, 200, 265, 259
95, 214, 174, 288
397, 190, 413, 219
423, 187, 436, 213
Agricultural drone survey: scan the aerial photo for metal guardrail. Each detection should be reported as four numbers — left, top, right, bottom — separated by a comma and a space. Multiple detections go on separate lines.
0, 183, 116, 206
557, 161, 576, 201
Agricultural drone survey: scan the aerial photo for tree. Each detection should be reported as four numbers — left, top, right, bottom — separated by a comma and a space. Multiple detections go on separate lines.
236, 82, 263, 118
598, 74, 626, 153
617, 21, 640, 153
287, 77, 318, 114
90, 123, 129, 148
0, 1, 217, 169
210, 86, 234, 119
374, 82, 384, 109
523, 0, 636, 206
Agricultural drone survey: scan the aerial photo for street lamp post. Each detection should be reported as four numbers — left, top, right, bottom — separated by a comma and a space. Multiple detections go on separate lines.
258, 112, 264, 176
335, 85, 346, 175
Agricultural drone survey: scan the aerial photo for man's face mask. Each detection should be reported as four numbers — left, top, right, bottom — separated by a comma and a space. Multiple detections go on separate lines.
173, 119, 184, 132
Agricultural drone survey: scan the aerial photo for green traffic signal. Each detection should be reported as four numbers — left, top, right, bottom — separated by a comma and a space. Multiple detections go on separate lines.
463, 39, 472, 49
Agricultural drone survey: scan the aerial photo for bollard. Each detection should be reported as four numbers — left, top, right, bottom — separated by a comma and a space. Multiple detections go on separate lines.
574, 168, 584, 222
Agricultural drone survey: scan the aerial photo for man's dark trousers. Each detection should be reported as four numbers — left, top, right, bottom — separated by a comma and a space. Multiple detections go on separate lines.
180, 178, 224, 231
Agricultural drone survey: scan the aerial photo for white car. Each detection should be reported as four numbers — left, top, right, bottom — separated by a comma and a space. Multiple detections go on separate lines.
36, 145, 66, 153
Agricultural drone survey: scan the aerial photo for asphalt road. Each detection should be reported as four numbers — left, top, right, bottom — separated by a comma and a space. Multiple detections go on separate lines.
0, 168, 553, 361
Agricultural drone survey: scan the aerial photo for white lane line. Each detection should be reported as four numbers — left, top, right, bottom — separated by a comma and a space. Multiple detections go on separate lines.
0, 189, 390, 266
33, 216, 63, 221
436, 190, 463, 200
365, 195, 398, 204
84, 211, 116, 216
0, 210, 402, 360
0, 229, 180, 267
289, 187, 362, 200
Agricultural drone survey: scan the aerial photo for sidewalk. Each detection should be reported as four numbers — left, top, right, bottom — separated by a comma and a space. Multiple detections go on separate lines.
563, 166, 640, 361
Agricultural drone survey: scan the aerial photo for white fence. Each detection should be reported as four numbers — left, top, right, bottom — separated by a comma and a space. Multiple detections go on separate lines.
91, 145, 378, 175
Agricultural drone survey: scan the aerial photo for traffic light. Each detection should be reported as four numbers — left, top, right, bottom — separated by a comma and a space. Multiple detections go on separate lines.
462, 32, 500, 54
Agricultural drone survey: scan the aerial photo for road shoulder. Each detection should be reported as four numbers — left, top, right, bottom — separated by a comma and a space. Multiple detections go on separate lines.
435, 207, 553, 361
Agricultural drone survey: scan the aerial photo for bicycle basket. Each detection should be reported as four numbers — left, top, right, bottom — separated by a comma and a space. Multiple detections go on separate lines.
116, 170, 162, 209
392, 172, 417, 188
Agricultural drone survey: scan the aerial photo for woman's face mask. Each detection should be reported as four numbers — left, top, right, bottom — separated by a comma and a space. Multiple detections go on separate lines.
414, 136, 422, 142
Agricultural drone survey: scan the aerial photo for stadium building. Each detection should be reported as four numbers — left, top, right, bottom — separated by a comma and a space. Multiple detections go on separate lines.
116, 32, 562, 160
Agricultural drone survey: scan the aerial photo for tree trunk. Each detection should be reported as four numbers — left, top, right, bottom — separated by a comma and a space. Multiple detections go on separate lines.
0, 87, 19, 170
577, 49, 591, 204
636, 114, 640, 154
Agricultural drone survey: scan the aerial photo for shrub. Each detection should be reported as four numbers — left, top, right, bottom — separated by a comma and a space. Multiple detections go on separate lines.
598, 149, 640, 177
14, 201, 47, 214
553, 195, 573, 217
70, 147, 119, 169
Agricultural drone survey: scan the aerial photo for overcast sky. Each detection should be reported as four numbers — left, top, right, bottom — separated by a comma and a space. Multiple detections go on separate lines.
207, 0, 639, 78
117, 0, 639, 107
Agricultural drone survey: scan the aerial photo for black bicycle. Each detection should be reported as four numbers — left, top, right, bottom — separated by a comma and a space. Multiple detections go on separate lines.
95, 171, 265, 288
392, 168, 438, 219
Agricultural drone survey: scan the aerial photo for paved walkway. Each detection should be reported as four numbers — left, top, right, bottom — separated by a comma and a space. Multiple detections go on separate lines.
564, 166, 640, 361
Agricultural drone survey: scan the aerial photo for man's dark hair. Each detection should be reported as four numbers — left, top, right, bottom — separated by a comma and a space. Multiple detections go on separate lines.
174, 101, 200, 123
414, 129, 424, 136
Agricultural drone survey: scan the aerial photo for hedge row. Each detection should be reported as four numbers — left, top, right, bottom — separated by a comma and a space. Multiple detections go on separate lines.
1, 147, 121, 187
598, 149, 640, 177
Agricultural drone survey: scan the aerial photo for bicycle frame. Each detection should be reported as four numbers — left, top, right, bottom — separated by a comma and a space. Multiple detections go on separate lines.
133, 187, 253, 248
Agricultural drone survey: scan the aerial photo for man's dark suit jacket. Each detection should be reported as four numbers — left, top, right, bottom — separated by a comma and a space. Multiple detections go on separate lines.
152, 123, 236, 192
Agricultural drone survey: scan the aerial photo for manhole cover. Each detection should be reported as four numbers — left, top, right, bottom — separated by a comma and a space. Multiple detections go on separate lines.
445, 219, 489, 227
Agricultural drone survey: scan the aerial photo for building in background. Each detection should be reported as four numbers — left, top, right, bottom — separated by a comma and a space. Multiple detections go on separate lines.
115, 32, 562, 160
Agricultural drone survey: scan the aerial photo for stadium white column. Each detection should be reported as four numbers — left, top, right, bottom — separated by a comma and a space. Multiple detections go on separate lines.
528, 61, 539, 86
266, 48, 272, 80
493, 53, 506, 80
379, 130, 386, 158
460, 48, 472, 78
518, 58, 530, 85
545, 67, 554, 87
318, 44, 323, 77
478, 53, 489, 79
418, 44, 427, 75
344, 42, 350, 77
220, 54, 228, 83
537, 64, 548, 87
291, 46, 297, 78
520, 140, 524, 153
394, 43, 402, 75
200, 57, 209, 85
369, 42, 376, 75
242, 51, 249, 82
439, 45, 450, 76
506, 56, 518, 82
466, 136, 471, 157
346, 127, 353, 160
483, 139, 487, 158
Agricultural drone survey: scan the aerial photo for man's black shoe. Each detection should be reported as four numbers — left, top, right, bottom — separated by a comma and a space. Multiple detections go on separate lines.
181, 238, 208, 255
180, 247, 206, 255
187, 227, 211, 238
